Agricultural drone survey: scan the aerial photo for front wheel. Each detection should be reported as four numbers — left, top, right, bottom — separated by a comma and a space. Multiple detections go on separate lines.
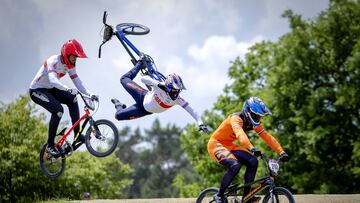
196, 187, 219, 203
262, 187, 295, 203
39, 144, 66, 179
85, 119, 119, 157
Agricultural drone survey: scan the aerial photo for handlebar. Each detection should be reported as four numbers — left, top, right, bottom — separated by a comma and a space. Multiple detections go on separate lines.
77, 92, 99, 112
258, 152, 281, 177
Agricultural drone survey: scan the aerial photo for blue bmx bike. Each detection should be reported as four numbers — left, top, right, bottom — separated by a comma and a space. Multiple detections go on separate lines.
98, 11, 166, 84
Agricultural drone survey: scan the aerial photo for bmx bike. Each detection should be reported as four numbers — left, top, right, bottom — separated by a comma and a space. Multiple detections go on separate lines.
98, 11, 166, 84
39, 92, 119, 179
196, 153, 295, 203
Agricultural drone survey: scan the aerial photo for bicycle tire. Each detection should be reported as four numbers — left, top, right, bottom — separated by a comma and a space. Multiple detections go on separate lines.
85, 119, 119, 157
262, 187, 295, 203
116, 23, 150, 35
39, 144, 66, 179
196, 187, 219, 203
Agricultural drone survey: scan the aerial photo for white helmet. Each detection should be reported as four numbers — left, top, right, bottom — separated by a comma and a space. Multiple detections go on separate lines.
165, 73, 186, 90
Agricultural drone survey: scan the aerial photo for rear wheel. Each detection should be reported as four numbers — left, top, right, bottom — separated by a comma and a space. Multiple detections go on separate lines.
85, 119, 119, 157
39, 144, 66, 179
262, 187, 295, 203
196, 187, 219, 203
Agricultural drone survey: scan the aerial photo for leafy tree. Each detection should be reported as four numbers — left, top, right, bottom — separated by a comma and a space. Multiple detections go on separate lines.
117, 119, 200, 198
180, 0, 360, 195
0, 96, 132, 202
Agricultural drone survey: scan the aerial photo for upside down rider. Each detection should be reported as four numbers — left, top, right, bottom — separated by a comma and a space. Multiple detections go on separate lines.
111, 59, 209, 132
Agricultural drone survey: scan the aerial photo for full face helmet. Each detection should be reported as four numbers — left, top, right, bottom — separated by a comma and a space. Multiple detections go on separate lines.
165, 73, 186, 100
242, 97, 272, 128
61, 39, 87, 68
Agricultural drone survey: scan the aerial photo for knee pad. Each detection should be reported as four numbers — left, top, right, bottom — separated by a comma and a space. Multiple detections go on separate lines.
54, 106, 64, 118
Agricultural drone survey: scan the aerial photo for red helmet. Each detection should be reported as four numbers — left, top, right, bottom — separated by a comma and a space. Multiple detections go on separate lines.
61, 39, 87, 68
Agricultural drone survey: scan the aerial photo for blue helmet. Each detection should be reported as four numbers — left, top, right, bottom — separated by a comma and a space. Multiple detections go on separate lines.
242, 97, 272, 128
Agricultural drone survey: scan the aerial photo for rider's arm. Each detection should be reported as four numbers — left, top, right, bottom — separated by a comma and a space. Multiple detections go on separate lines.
254, 125, 284, 154
48, 61, 70, 91
68, 68, 92, 95
230, 115, 254, 150
177, 97, 203, 126
141, 76, 159, 87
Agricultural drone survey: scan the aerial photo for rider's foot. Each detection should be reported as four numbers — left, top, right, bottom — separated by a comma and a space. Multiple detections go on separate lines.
248, 196, 261, 203
213, 193, 228, 203
46, 145, 60, 156
111, 98, 126, 110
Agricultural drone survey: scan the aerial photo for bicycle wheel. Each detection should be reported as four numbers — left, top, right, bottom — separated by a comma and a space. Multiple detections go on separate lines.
85, 119, 119, 157
262, 187, 295, 203
196, 187, 219, 203
39, 144, 66, 179
116, 23, 150, 35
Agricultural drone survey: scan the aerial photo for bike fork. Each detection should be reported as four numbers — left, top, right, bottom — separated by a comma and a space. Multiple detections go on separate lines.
89, 118, 105, 140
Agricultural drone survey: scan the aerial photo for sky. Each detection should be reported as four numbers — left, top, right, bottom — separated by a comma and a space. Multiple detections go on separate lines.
0, 0, 329, 131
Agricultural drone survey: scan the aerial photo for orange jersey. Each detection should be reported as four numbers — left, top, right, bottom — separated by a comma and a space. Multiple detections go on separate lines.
208, 113, 284, 162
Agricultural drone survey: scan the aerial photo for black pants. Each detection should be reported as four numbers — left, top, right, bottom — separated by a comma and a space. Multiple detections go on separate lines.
115, 62, 152, 120
29, 88, 79, 146
218, 150, 258, 198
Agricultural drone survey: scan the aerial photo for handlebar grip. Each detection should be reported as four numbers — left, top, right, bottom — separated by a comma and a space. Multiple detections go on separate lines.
103, 11, 107, 24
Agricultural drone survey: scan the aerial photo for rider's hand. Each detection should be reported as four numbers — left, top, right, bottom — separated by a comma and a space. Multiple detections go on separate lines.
198, 124, 209, 133
279, 152, 290, 162
67, 88, 78, 95
250, 148, 262, 157
91, 94, 99, 101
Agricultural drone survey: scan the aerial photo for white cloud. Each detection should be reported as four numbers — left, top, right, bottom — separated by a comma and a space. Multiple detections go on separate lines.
158, 35, 264, 118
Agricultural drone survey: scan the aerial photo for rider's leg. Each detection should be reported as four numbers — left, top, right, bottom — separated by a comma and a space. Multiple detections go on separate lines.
52, 88, 80, 137
115, 103, 152, 120
218, 158, 242, 196
29, 88, 64, 147
120, 61, 146, 102
231, 150, 259, 199
114, 61, 151, 120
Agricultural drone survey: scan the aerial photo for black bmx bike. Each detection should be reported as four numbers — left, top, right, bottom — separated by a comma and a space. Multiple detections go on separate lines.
39, 93, 119, 179
196, 153, 295, 203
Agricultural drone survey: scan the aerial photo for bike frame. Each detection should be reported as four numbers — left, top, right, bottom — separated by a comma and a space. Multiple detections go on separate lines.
114, 29, 165, 82
99, 11, 165, 82
225, 176, 275, 202
224, 155, 277, 203
54, 94, 97, 152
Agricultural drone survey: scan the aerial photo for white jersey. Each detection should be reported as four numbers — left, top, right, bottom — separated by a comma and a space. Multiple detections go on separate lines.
141, 76, 203, 126
29, 55, 91, 95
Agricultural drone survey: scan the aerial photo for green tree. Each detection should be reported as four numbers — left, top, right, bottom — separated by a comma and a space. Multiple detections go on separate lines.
180, 0, 360, 195
117, 119, 200, 198
0, 96, 132, 202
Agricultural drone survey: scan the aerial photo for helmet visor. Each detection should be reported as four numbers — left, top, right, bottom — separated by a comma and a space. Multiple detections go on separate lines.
250, 111, 262, 123
168, 88, 180, 100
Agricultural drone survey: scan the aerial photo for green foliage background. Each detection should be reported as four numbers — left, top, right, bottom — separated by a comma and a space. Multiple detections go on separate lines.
0, 96, 132, 202
179, 0, 360, 195
1, 0, 360, 201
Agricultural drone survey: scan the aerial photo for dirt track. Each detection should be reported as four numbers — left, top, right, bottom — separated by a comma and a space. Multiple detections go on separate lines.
87, 194, 360, 203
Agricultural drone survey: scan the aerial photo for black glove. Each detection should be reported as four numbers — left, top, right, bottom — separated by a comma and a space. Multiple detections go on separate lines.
279, 152, 290, 162
198, 124, 209, 133
250, 148, 262, 157
91, 94, 99, 101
